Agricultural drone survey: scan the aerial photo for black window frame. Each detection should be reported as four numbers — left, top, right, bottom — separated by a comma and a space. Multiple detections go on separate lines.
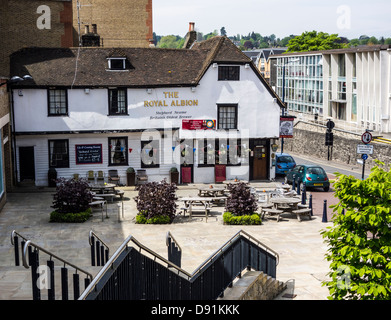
218, 65, 240, 81
198, 138, 243, 167
140, 140, 160, 168
108, 137, 128, 166
217, 104, 238, 130
108, 88, 128, 115
47, 88, 68, 116
48, 139, 69, 168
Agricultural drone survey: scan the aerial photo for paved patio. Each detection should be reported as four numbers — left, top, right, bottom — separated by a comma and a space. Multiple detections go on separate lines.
0, 182, 333, 300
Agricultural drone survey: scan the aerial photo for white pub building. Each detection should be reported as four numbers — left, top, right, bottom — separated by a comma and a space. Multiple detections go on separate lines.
10, 36, 284, 186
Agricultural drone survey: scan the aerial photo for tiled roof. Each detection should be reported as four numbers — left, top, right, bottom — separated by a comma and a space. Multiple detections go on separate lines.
10, 36, 285, 108
10, 36, 250, 88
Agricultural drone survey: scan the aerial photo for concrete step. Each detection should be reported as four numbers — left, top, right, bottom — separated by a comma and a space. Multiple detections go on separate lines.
218, 270, 287, 300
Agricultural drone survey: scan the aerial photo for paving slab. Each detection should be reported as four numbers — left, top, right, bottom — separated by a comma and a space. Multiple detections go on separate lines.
0, 183, 333, 300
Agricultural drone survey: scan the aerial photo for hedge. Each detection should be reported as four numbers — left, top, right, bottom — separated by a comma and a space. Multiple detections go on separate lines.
49, 208, 92, 223
223, 212, 262, 225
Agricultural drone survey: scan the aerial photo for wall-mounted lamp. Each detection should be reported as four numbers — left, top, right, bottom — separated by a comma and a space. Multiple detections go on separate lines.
191, 87, 196, 92
146, 88, 152, 94
84, 88, 90, 94
245, 63, 250, 69
212, 63, 218, 68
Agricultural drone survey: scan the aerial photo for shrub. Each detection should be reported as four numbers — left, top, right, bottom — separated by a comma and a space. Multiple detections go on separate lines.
51, 177, 93, 214
321, 161, 391, 300
225, 182, 258, 216
134, 180, 178, 222
223, 212, 262, 225
50, 208, 92, 223
136, 211, 172, 224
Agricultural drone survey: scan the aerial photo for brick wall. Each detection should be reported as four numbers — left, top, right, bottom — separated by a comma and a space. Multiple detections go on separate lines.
72, 0, 152, 47
0, 0, 73, 77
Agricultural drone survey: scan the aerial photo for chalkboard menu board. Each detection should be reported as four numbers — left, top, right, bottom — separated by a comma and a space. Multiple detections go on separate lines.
75, 144, 103, 164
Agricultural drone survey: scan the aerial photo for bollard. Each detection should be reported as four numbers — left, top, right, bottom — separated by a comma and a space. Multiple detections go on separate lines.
301, 184, 307, 204
296, 181, 301, 195
309, 194, 313, 216
322, 200, 328, 222
292, 175, 296, 191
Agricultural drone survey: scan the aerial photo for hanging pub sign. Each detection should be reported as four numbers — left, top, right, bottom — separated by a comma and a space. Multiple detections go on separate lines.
75, 144, 103, 164
279, 116, 294, 138
182, 119, 216, 130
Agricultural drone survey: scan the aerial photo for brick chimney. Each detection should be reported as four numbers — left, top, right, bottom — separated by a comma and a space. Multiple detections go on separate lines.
183, 22, 197, 49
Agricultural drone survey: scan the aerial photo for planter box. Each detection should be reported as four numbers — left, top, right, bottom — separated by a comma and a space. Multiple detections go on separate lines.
127, 172, 136, 186
170, 171, 179, 184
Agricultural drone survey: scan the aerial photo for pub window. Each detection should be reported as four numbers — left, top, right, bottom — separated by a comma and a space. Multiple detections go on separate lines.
48, 89, 68, 116
49, 139, 69, 168
217, 104, 238, 129
198, 139, 243, 166
109, 137, 128, 166
218, 66, 240, 81
108, 88, 127, 115
141, 140, 159, 168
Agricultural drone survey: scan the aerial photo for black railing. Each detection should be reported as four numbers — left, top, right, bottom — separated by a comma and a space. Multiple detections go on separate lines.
79, 230, 279, 300
11, 230, 93, 300
166, 231, 182, 268
89, 230, 110, 266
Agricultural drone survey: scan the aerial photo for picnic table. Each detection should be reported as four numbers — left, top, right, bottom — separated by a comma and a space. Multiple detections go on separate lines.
269, 197, 311, 222
179, 196, 216, 222
197, 185, 226, 197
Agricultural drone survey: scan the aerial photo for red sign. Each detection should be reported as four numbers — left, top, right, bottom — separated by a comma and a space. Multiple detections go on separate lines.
361, 131, 372, 144
182, 119, 216, 130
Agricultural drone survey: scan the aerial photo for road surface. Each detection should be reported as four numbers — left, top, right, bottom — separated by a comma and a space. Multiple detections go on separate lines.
275, 152, 369, 221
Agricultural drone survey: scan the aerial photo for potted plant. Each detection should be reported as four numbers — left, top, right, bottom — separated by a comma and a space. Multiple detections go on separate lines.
126, 167, 135, 186
170, 167, 179, 185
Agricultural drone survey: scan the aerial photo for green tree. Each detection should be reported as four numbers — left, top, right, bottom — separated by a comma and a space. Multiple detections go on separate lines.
286, 31, 345, 52
321, 161, 391, 300
157, 35, 183, 48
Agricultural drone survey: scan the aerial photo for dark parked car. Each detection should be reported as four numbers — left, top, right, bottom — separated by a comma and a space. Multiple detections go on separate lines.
285, 164, 330, 192
275, 153, 296, 175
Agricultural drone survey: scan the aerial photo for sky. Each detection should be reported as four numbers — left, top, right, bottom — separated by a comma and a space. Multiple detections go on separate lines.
153, 0, 391, 40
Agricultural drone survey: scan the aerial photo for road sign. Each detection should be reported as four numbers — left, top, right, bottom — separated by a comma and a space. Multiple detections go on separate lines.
361, 131, 372, 144
361, 154, 368, 160
357, 144, 374, 154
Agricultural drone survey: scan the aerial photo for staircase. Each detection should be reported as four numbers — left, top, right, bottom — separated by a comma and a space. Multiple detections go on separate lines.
10, 229, 285, 300
218, 270, 287, 300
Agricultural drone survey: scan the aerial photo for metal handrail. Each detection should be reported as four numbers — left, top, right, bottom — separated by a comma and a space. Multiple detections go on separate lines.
190, 230, 279, 278
78, 234, 192, 300
10, 230, 28, 246
22, 240, 93, 280
79, 229, 279, 300
89, 230, 110, 253
165, 231, 182, 252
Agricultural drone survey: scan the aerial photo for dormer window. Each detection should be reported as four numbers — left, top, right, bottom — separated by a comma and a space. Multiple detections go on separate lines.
108, 57, 126, 70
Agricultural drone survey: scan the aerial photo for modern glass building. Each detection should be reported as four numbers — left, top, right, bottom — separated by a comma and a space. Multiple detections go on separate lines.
271, 45, 391, 134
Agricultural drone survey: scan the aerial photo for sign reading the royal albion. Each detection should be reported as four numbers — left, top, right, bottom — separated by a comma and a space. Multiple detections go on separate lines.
182, 119, 216, 130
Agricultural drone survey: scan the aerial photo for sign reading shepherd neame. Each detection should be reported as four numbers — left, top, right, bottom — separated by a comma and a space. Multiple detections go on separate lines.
76, 144, 103, 164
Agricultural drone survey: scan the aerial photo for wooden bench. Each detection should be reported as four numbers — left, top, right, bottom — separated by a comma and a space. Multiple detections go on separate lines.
96, 193, 115, 203
89, 200, 107, 221
291, 208, 312, 222
115, 190, 124, 200
262, 208, 283, 222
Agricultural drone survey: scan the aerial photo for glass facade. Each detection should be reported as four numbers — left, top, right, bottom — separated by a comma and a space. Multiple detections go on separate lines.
276, 55, 324, 115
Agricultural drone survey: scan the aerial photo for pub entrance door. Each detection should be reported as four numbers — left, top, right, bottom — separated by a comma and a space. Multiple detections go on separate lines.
252, 145, 268, 180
